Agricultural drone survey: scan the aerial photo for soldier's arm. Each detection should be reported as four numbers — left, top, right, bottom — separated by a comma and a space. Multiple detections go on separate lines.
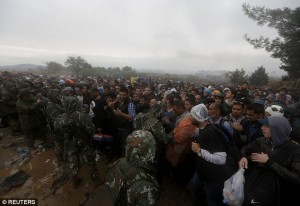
82, 114, 96, 135
151, 120, 172, 144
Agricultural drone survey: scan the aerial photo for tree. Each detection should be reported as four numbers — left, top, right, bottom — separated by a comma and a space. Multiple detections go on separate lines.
229, 69, 248, 85
64, 56, 92, 78
249, 66, 269, 86
121, 66, 137, 79
243, 4, 300, 79
45, 61, 63, 75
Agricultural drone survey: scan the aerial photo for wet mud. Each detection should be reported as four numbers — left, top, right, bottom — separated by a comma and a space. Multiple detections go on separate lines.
0, 127, 193, 206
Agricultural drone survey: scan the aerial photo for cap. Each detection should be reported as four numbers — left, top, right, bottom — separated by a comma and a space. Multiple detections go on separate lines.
98, 87, 104, 94
190, 103, 209, 122
265, 105, 284, 116
64, 86, 73, 91
223, 87, 230, 92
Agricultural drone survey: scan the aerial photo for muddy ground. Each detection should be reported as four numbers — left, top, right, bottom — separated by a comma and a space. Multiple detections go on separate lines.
0, 127, 194, 206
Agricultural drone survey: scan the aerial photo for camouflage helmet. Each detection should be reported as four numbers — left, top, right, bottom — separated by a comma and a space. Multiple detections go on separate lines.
47, 89, 61, 102
63, 96, 79, 113
3, 80, 15, 89
125, 130, 156, 171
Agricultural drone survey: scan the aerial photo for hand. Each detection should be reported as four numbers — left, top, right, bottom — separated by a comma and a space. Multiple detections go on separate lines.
108, 102, 115, 109
161, 116, 170, 125
239, 157, 248, 169
191, 142, 201, 153
114, 108, 122, 116
251, 152, 269, 163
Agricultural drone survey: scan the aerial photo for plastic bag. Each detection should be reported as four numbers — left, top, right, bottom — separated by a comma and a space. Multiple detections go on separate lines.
223, 168, 245, 206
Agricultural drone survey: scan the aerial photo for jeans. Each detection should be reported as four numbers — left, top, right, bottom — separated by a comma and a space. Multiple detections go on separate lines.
189, 172, 225, 206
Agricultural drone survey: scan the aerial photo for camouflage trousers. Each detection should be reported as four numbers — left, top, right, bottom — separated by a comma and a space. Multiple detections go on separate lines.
53, 134, 65, 176
67, 138, 98, 179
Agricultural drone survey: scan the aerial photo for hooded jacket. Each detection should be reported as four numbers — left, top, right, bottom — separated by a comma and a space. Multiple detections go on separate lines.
241, 116, 300, 206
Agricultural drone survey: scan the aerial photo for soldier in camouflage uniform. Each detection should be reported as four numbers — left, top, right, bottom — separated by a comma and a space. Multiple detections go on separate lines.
133, 103, 172, 144
0, 77, 9, 127
133, 103, 173, 184
16, 88, 49, 144
59, 96, 99, 187
45, 89, 66, 185
1, 80, 22, 135
85, 130, 159, 206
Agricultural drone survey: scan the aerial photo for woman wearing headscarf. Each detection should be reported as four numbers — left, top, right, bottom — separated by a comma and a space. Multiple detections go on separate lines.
239, 116, 300, 206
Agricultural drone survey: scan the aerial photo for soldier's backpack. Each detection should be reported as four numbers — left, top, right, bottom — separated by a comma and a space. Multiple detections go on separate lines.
104, 158, 159, 206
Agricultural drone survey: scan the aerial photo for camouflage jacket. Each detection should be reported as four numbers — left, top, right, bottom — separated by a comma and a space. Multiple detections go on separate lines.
1, 88, 18, 114
56, 111, 95, 141
104, 158, 159, 206
16, 98, 47, 131
133, 112, 172, 144
46, 101, 64, 134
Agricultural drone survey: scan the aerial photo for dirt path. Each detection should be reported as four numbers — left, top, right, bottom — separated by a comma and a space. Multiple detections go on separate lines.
0, 127, 193, 206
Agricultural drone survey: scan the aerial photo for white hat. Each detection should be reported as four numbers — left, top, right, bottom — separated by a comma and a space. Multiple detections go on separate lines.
265, 105, 284, 116
190, 104, 209, 122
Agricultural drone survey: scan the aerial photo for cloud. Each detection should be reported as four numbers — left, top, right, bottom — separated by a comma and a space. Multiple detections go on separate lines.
0, 0, 297, 74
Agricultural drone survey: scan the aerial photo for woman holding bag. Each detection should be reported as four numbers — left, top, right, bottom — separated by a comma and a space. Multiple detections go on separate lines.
239, 116, 300, 206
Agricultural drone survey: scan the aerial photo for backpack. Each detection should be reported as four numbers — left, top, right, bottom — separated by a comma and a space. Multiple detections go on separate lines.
213, 118, 240, 149
105, 159, 159, 206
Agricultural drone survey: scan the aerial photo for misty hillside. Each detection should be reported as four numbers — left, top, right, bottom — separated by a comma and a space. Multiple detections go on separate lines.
0, 64, 46, 71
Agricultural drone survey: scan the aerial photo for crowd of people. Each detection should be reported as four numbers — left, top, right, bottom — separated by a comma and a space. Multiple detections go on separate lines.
0, 71, 300, 205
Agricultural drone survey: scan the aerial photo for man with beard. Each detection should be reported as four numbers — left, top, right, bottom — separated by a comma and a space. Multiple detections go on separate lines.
108, 85, 136, 157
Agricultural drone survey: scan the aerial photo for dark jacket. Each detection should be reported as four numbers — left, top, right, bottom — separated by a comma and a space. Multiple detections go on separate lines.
241, 116, 300, 206
114, 97, 133, 129
195, 124, 238, 183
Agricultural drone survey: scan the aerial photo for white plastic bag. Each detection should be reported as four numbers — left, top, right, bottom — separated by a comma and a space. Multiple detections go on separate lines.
223, 168, 245, 206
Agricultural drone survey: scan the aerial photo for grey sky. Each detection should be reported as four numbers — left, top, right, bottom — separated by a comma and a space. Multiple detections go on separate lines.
0, 0, 298, 75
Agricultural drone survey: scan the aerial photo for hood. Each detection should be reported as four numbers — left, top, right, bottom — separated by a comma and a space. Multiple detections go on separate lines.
268, 116, 292, 147
125, 130, 156, 171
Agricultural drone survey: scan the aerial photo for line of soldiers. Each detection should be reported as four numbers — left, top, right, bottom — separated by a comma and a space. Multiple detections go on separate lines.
0, 76, 100, 189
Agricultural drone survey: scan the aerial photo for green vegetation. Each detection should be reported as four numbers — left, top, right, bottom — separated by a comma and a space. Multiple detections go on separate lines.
249, 66, 269, 86
243, 4, 300, 79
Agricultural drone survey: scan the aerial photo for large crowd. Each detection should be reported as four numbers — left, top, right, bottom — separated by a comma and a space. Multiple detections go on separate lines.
1, 71, 300, 206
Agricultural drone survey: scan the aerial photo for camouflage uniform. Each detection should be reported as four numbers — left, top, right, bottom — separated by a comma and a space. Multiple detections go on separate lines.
133, 103, 172, 183
16, 88, 48, 142
1, 81, 22, 135
133, 103, 172, 145
86, 130, 159, 206
59, 96, 99, 185
46, 89, 65, 177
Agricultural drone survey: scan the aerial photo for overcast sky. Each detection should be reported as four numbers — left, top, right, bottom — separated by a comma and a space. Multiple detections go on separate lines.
0, 0, 298, 74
